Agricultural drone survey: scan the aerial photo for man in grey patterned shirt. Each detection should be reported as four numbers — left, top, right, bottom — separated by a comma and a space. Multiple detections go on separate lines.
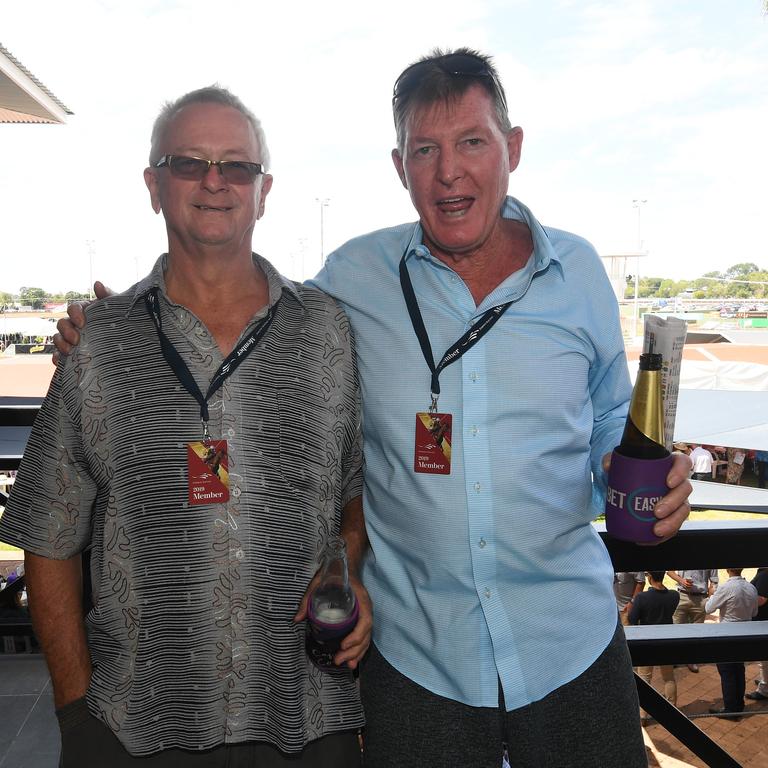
0, 87, 370, 767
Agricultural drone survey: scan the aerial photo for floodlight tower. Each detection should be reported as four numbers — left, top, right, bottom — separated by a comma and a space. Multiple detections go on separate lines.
631, 199, 647, 339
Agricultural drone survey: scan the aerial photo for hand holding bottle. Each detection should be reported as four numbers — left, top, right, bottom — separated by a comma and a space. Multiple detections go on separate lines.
602, 451, 692, 543
604, 352, 692, 542
294, 537, 372, 670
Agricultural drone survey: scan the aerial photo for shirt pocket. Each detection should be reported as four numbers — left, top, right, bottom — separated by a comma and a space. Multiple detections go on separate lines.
275, 387, 342, 504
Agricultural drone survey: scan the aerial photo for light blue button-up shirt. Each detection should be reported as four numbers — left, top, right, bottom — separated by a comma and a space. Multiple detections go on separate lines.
309, 197, 631, 710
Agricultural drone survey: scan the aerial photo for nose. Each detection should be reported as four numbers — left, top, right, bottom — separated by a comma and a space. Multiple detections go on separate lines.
436, 147, 462, 186
201, 162, 229, 192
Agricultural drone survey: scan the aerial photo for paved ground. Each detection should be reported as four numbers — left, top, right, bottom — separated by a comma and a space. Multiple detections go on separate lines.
643, 660, 768, 768
0, 655, 58, 768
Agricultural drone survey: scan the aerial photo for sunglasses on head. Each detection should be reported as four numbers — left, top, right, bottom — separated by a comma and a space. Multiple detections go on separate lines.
154, 155, 264, 185
393, 53, 507, 112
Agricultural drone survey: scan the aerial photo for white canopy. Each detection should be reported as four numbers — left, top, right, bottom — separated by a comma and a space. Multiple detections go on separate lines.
0, 317, 57, 336
674, 389, 768, 450
689, 479, 768, 514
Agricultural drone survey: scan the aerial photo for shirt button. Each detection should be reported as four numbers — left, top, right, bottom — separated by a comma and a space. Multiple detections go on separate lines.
471, 426, 479, 436
234, 548, 244, 560
484, 588, 491, 599
227, 428, 235, 438
232, 487, 241, 498
469, 371, 478, 382
479, 538, 487, 549
474, 482, 482, 492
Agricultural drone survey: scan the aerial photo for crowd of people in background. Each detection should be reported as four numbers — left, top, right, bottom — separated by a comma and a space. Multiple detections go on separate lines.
615, 568, 768, 723
675, 443, 768, 487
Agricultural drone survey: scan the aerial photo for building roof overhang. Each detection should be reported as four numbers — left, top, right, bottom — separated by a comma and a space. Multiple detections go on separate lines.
0, 43, 73, 124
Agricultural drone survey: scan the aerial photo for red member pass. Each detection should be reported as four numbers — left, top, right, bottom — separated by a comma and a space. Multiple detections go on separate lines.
414, 412, 452, 474
187, 440, 230, 505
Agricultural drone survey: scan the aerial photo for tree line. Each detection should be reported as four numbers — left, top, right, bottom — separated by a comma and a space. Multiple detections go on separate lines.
4, 261, 767, 308
1, 287, 90, 311
625, 262, 768, 300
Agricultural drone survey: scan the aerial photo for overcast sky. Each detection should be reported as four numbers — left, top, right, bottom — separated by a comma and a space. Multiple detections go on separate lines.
2, 0, 767, 294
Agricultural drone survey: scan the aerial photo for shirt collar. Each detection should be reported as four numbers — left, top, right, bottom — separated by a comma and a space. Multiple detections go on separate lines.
402, 195, 564, 280
127, 252, 303, 317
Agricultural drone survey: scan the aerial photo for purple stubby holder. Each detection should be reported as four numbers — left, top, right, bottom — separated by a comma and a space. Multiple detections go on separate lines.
605, 448, 674, 543
306, 598, 359, 670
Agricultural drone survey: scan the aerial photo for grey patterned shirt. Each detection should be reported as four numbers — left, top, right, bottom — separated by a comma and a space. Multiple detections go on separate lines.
0, 254, 364, 756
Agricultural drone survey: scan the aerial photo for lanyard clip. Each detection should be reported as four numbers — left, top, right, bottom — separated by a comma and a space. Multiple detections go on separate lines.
202, 420, 211, 444
429, 393, 439, 414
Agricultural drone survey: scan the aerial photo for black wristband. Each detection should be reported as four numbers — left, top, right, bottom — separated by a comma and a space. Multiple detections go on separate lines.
55, 696, 91, 732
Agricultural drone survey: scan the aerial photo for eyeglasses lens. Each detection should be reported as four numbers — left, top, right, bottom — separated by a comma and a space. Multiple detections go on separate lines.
167, 156, 260, 185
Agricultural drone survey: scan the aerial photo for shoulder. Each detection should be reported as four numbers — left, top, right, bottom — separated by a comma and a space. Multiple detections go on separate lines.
330, 222, 416, 264
295, 284, 350, 323
542, 224, 598, 257
320, 221, 416, 281
753, 570, 768, 593
309, 222, 416, 305
292, 284, 356, 349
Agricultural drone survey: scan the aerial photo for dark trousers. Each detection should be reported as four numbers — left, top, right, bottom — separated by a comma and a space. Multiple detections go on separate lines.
57, 697, 361, 768
360, 621, 647, 768
757, 460, 767, 489
692, 472, 711, 481
716, 662, 746, 712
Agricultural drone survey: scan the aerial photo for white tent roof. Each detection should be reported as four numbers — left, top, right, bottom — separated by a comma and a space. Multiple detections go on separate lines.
0, 317, 57, 336
674, 389, 768, 450
689, 478, 768, 514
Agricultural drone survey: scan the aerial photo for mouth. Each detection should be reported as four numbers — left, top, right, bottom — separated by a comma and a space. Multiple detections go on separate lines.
193, 204, 232, 212
436, 196, 473, 216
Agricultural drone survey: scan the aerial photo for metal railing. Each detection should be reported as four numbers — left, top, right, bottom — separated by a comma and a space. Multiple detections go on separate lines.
2, 403, 768, 765
599, 522, 768, 767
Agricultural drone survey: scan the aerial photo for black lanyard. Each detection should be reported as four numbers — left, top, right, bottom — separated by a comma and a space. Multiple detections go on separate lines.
144, 288, 278, 437
399, 252, 512, 409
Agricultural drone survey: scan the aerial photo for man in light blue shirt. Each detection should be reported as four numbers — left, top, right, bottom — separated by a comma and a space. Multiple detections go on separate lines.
55, 48, 694, 767
310, 48, 692, 767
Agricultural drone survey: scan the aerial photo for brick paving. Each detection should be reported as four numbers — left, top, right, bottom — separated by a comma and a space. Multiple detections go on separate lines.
642, 660, 768, 767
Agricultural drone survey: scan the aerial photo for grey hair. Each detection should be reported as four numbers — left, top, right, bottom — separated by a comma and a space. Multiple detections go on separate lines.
149, 85, 270, 171
392, 47, 511, 153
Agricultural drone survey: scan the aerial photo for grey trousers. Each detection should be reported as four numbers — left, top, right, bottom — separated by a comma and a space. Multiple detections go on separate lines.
56, 697, 361, 768
360, 621, 647, 768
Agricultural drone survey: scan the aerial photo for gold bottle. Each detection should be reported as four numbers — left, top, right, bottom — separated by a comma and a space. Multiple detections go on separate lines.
618, 352, 669, 460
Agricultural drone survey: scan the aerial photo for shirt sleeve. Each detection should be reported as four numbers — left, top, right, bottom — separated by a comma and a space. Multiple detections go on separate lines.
586, 266, 631, 498
705, 584, 725, 616
0, 354, 97, 558
628, 593, 642, 625
335, 302, 363, 508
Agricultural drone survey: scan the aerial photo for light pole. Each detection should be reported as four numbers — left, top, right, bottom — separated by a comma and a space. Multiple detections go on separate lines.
316, 198, 330, 267
631, 199, 647, 339
85, 239, 96, 299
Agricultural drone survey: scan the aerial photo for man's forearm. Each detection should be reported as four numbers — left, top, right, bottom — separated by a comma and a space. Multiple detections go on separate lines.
340, 495, 367, 578
25, 552, 92, 708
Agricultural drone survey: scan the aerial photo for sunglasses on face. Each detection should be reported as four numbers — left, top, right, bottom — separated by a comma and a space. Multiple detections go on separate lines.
392, 53, 508, 113
154, 155, 264, 185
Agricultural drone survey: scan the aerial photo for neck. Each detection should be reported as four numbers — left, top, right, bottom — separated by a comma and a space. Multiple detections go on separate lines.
164, 248, 270, 356
429, 219, 533, 305
165, 248, 261, 306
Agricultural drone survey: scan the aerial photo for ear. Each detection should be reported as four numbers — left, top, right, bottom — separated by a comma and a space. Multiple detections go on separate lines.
255, 174, 273, 220
391, 148, 408, 189
144, 167, 162, 214
506, 127, 524, 174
